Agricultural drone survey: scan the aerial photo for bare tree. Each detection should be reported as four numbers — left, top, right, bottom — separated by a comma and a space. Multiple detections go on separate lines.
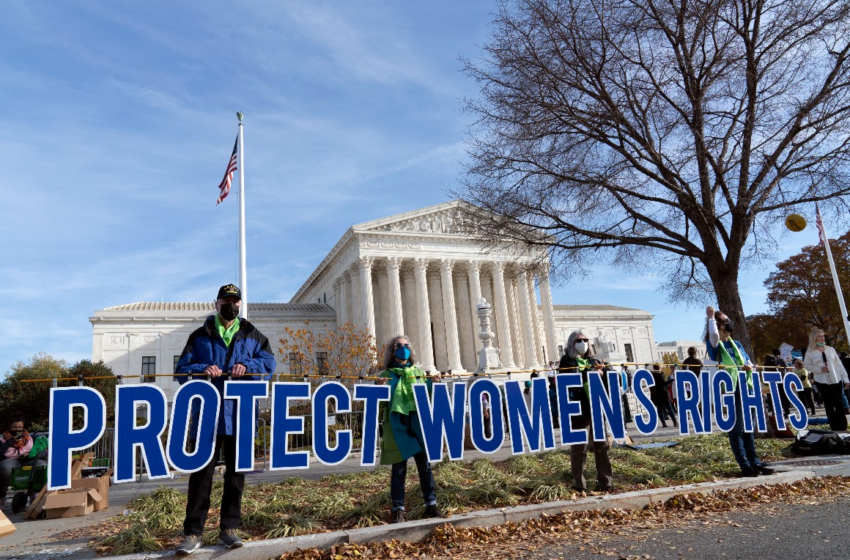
459, 0, 850, 352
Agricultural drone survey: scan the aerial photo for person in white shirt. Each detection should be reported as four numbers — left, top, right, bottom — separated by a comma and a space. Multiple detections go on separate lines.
803, 328, 849, 431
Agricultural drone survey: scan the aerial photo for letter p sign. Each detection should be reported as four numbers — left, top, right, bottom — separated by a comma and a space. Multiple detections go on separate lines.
48, 387, 106, 490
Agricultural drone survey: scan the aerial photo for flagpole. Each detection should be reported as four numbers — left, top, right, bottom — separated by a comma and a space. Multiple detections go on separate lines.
237, 111, 248, 320
817, 203, 850, 343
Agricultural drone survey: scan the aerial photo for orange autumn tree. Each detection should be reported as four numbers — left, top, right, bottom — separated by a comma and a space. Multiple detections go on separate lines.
278, 322, 383, 385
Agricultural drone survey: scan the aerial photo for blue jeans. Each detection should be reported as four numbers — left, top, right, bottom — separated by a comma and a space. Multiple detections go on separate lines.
728, 389, 765, 470
391, 451, 436, 512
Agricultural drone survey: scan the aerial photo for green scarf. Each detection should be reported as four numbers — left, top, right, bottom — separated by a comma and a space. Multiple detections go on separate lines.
215, 315, 241, 347
387, 364, 426, 416
716, 339, 753, 391
576, 357, 589, 391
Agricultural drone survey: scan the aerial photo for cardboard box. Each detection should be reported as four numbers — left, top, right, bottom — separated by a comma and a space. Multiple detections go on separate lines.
0, 509, 15, 538
72, 475, 110, 512
43, 488, 102, 519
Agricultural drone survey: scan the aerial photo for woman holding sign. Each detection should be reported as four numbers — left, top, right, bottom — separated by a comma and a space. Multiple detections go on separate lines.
558, 331, 614, 493
377, 335, 444, 524
705, 307, 774, 477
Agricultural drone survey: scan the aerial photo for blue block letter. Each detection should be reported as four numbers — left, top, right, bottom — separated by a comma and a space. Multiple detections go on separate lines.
468, 379, 505, 454
114, 384, 169, 484
353, 384, 390, 466
48, 387, 106, 490
312, 382, 353, 466
414, 382, 467, 463
225, 380, 269, 472
270, 383, 311, 470
167, 381, 221, 473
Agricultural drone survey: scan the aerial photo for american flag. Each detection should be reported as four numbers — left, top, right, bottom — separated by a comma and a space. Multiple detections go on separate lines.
216, 135, 238, 205
816, 202, 827, 247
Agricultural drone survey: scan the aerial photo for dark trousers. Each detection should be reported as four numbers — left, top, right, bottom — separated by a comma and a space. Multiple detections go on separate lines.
728, 389, 765, 470
801, 388, 817, 416
815, 382, 848, 432
655, 401, 678, 427
183, 435, 244, 536
391, 451, 436, 512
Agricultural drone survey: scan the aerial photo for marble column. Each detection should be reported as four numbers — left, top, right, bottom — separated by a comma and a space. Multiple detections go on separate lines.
332, 278, 344, 325
386, 257, 404, 337
440, 259, 465, 372
516, 270, 541, 369
526, 274, 544, 364
539, 267, 559, 363
401, 268, 417, 340
467, 260, 482, 337
414, 258, 435, 372
343, 270, 353, 325
348, 264, 361, 326
357, 256, 375, 338
428, 271, 447, 371
490, 261, 516, 369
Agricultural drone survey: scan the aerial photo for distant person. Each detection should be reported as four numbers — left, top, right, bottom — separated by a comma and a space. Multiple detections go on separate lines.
793, 359, 816, 416
173, 284, 276, 555
377, 335, 443, 523
682, 347, 703, 376
803, 329, 849, 431
0, 413, 35, 507
650, 364, 677, 428
558, 331, 613, 493
772, 349, 788, 371
705, 306, 774, 477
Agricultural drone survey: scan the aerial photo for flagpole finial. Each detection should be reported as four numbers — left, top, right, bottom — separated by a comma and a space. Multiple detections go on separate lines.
236, 111, 244, 123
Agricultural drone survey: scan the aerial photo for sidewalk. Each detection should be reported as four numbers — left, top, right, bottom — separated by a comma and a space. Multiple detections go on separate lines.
2, 418, 844, 560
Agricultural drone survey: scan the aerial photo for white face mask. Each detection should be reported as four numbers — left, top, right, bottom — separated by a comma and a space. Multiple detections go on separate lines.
575, 341, 588, 355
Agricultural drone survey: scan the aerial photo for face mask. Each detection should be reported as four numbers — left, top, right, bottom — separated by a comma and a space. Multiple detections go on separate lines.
575, 341, 588, 354
220, 302, 239, 321
723, 320, 734, 335
394, 347, 411, 362
817, 341, 825, 347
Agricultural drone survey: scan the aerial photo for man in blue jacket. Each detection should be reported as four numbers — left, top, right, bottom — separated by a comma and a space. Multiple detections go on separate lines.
174, 284, 276, 555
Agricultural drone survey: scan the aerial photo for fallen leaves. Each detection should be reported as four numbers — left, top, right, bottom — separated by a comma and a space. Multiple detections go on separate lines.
274, 477, 850, 560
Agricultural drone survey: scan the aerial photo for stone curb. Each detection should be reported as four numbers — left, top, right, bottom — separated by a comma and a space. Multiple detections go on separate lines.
107, 470, 816, 560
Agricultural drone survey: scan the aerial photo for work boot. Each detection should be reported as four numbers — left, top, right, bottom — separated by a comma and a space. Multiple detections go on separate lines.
176, 535, 201, 556
740, 466, 760, 477
391, 509, 405, 524
757, 465, 776, 475
218, 528, 243, 549
423, 504, 444, 518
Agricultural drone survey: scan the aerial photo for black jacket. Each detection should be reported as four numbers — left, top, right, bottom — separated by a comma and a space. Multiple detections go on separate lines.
558, 354, 606, 425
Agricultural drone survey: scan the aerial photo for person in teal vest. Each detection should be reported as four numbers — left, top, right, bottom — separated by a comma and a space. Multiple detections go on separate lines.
705, 306, 775, 478
377, 335, 444, 524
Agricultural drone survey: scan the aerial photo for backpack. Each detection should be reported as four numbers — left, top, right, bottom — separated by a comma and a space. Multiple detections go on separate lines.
791, 429, 844, 456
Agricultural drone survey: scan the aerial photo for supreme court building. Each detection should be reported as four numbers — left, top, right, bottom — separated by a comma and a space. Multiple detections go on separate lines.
91, 201, 658, 396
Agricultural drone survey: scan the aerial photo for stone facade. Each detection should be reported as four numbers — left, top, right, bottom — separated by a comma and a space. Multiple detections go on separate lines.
90, 201, 658, 385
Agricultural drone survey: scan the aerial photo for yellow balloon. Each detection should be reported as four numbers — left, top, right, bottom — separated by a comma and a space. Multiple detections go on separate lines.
785, 213, 807, 232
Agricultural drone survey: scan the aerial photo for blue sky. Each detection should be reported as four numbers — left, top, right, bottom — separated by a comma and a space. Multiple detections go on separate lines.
0, 0, 825, 374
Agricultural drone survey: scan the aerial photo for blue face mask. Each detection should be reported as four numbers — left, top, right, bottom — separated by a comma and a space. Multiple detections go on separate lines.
394, 347, 411, 362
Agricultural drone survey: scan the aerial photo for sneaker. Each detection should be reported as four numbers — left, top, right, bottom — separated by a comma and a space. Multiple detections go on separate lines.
391, 509, 405, 524
757, 465, 776, 475
218, 528, 243, 549
176, 534, 201, 556
740, 466, 760, 477
423, 504, 444, 519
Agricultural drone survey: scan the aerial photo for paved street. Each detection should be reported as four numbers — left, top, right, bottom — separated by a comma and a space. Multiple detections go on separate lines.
521, 495, 850, 559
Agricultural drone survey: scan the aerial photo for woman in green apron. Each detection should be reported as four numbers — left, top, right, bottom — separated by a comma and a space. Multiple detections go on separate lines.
377, 335, 444, 524
705, 307, 775, 477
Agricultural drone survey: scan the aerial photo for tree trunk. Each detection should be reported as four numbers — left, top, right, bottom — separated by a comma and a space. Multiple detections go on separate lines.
707, 267, 754, 359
